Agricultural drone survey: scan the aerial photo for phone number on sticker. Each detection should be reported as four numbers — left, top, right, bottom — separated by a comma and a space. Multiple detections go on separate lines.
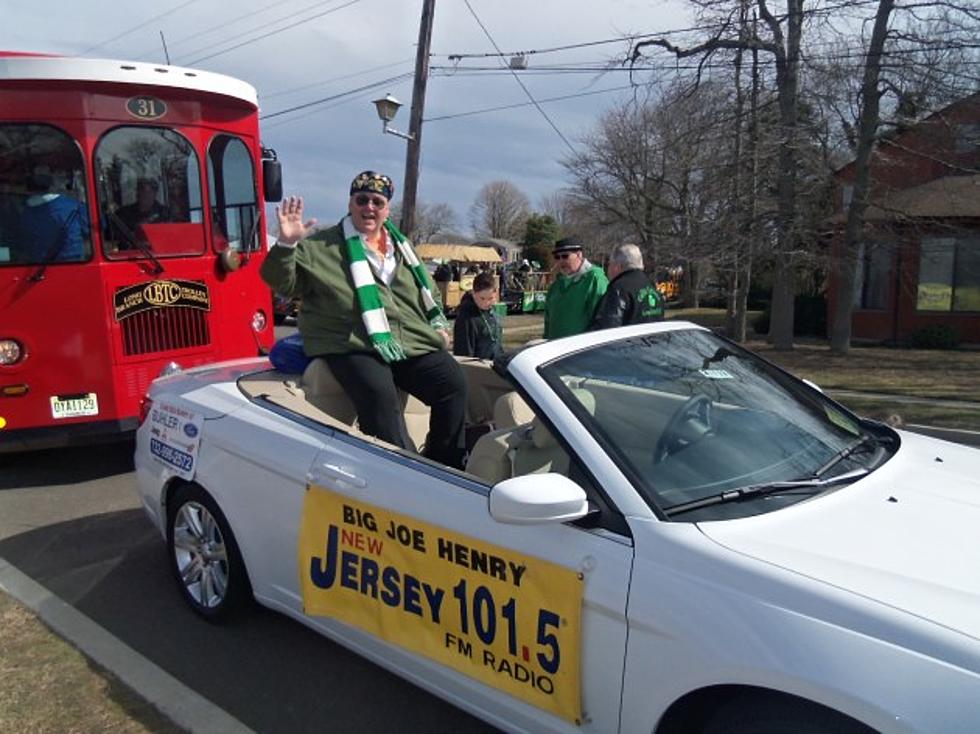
150, 438, 193, 472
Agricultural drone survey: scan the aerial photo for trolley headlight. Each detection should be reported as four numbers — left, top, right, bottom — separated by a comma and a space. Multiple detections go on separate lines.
252, 310, 268, 332
0, 339, 23, 365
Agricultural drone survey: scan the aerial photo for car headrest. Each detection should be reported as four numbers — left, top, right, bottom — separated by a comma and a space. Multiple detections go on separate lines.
529, 388, 595, 450
493, 391, 535, 429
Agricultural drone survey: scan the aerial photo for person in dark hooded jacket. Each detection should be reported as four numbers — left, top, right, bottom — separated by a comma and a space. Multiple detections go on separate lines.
590, 243, 664, 330
453, 272, 503, 360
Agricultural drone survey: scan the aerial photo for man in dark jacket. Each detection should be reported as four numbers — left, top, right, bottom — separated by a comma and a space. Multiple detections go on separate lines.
590, 243, 664, 330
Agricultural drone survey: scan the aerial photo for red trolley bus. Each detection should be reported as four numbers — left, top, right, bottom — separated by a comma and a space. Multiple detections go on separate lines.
0, 52, 281, 452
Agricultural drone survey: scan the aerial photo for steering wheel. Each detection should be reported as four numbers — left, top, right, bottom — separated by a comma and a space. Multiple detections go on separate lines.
653, 394, 713, 465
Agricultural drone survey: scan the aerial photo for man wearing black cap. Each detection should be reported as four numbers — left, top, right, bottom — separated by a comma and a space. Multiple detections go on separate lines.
261, 170, 468, 469
543, 236, 608, 339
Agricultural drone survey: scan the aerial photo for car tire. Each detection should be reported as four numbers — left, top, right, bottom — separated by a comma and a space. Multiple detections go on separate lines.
166, 482, 251, 621
702, 694, 874, 734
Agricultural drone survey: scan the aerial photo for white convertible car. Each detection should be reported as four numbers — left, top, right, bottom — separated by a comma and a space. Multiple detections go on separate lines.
134, 321, 980, 734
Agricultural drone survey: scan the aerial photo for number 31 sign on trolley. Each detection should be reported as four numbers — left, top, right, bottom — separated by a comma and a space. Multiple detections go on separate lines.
299, 485, 584, 722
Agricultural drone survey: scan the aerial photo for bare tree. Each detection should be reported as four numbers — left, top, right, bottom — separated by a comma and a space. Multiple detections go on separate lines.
809, 2, 979, 352
628, 0, 806, 349
537, 190, 577, 232
828, 0, 896, 354
468, 180, 530, 241
391, 200, 458, 243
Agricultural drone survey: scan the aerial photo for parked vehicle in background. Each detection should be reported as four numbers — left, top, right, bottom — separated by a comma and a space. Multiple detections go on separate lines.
501, 261, 551, 314
0, 51, 282, 452
417, 243, 502, 315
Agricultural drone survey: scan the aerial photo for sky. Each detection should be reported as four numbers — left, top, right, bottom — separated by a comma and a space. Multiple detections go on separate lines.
8, 0, 693, 236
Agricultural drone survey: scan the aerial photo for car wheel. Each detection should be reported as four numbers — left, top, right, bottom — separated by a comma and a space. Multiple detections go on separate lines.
702, 694, 874, 734
167, 483, 251, 621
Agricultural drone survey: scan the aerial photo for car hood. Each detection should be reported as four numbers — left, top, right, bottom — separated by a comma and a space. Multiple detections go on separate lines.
699, 431, 980, 640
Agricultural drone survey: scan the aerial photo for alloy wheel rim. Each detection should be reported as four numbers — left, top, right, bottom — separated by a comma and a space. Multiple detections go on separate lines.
173, 501, 229, 608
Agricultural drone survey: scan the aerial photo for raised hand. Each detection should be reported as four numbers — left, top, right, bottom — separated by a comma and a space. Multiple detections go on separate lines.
275, 196, 317, 245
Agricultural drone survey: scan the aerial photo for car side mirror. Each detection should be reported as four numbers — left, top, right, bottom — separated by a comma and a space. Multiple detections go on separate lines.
262, 147, 283, 203
488, 473, 588, 525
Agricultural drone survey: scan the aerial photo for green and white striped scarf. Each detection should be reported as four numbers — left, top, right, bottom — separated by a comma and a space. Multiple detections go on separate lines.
342, 215, 448, 363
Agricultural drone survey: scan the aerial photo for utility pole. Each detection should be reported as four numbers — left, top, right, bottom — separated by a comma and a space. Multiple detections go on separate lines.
400, 0, 435, 239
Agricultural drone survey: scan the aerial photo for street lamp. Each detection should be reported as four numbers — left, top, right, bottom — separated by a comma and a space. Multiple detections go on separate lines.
372, 93, 414, 141
370, 0, 435, 239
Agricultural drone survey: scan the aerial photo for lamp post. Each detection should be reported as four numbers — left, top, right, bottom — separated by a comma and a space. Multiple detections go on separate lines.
372, 94, 414, 141
371, 0, 435, 239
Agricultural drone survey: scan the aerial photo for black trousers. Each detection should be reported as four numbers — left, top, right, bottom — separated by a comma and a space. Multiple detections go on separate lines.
324, 350, 468, 469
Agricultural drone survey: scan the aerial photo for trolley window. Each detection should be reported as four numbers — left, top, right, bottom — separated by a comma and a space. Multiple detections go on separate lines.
95, 126, 205, 259
207, 135, 260, 253
0, 123, 91, 266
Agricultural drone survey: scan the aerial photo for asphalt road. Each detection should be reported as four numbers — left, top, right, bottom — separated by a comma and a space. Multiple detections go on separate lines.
0, 441, 497, 734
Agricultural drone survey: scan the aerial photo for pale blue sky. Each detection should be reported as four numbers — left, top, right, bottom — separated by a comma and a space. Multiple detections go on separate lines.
9, 0, 692, 234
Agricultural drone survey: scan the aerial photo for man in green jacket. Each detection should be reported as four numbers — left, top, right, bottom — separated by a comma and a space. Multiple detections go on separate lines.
543, 236, 608, 339
261, 171, 467, 469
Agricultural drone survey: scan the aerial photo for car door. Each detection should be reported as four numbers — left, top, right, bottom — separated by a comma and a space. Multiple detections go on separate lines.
293, 433, 633, 734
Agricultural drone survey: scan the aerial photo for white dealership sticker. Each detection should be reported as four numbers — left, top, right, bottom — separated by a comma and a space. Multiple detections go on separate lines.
699, 368, 734, 380
148, 402, 203, 480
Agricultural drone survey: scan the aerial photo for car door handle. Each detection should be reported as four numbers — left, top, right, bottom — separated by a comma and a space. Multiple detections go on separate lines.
316, 463, 368, 489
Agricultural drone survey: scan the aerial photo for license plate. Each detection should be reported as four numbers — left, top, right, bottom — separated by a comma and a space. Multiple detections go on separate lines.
50, 393, 99, 419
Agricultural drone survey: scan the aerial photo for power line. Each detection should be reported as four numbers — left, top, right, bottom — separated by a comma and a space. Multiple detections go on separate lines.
262, 59, 414, 101
424, 84, 640, 122
184, 0, 363, 66
140, 0, 299, 59
175, 0, 342, 63
79, 0, 200, 55
260, 72, 414, 120
462, 0, 577, 154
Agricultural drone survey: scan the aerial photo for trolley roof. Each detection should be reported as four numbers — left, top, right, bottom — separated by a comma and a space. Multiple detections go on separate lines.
0, 52, 258, 107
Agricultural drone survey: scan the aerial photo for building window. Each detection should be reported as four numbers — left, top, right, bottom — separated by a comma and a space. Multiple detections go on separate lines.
854, 240, 891, 310
917, 235, 980, 312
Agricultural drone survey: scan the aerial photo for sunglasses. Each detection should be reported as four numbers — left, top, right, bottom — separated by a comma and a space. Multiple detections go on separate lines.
354, 194, 387, 208
555, 252, 579, 260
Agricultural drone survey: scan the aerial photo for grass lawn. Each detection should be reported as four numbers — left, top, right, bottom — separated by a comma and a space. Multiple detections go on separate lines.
0, 592, 181, 734
501, 308, 980, 431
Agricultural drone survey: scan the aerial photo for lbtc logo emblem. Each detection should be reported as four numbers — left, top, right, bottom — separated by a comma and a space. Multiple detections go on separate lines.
143, 281, 182, 306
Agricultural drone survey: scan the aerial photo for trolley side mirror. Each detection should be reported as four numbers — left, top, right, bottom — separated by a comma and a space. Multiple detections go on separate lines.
262, 147, 283, 203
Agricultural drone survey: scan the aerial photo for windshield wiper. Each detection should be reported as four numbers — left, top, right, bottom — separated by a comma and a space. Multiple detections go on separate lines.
814, 433, 884, 478
108, 210, 164, 275
664, 467, 869, 518
28, 208, 80, 282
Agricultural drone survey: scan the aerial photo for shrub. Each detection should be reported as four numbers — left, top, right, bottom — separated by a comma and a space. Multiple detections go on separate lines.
908, 324, 960, 350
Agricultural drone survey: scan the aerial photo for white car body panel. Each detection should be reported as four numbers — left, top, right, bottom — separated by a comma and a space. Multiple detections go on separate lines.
134, 324, 980, 733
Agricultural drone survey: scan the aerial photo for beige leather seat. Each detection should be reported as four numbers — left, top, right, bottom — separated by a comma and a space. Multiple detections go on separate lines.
301, 359, 357, 424
301, 358, 431, 449
465, 388, 594, 484
493, 391, 535, 428
511, 389, 596, 476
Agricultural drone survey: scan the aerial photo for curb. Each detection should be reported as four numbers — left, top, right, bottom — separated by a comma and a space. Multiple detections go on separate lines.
0, 556, 255, 734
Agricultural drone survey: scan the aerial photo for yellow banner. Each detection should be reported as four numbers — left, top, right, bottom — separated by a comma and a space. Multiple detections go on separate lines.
299, 485, 583, 722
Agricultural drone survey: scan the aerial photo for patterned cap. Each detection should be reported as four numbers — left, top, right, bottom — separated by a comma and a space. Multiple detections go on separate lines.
350, 170, 394, 200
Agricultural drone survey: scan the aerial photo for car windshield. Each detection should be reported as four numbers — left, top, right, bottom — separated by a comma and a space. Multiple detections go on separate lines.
538, 328, 894, 521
